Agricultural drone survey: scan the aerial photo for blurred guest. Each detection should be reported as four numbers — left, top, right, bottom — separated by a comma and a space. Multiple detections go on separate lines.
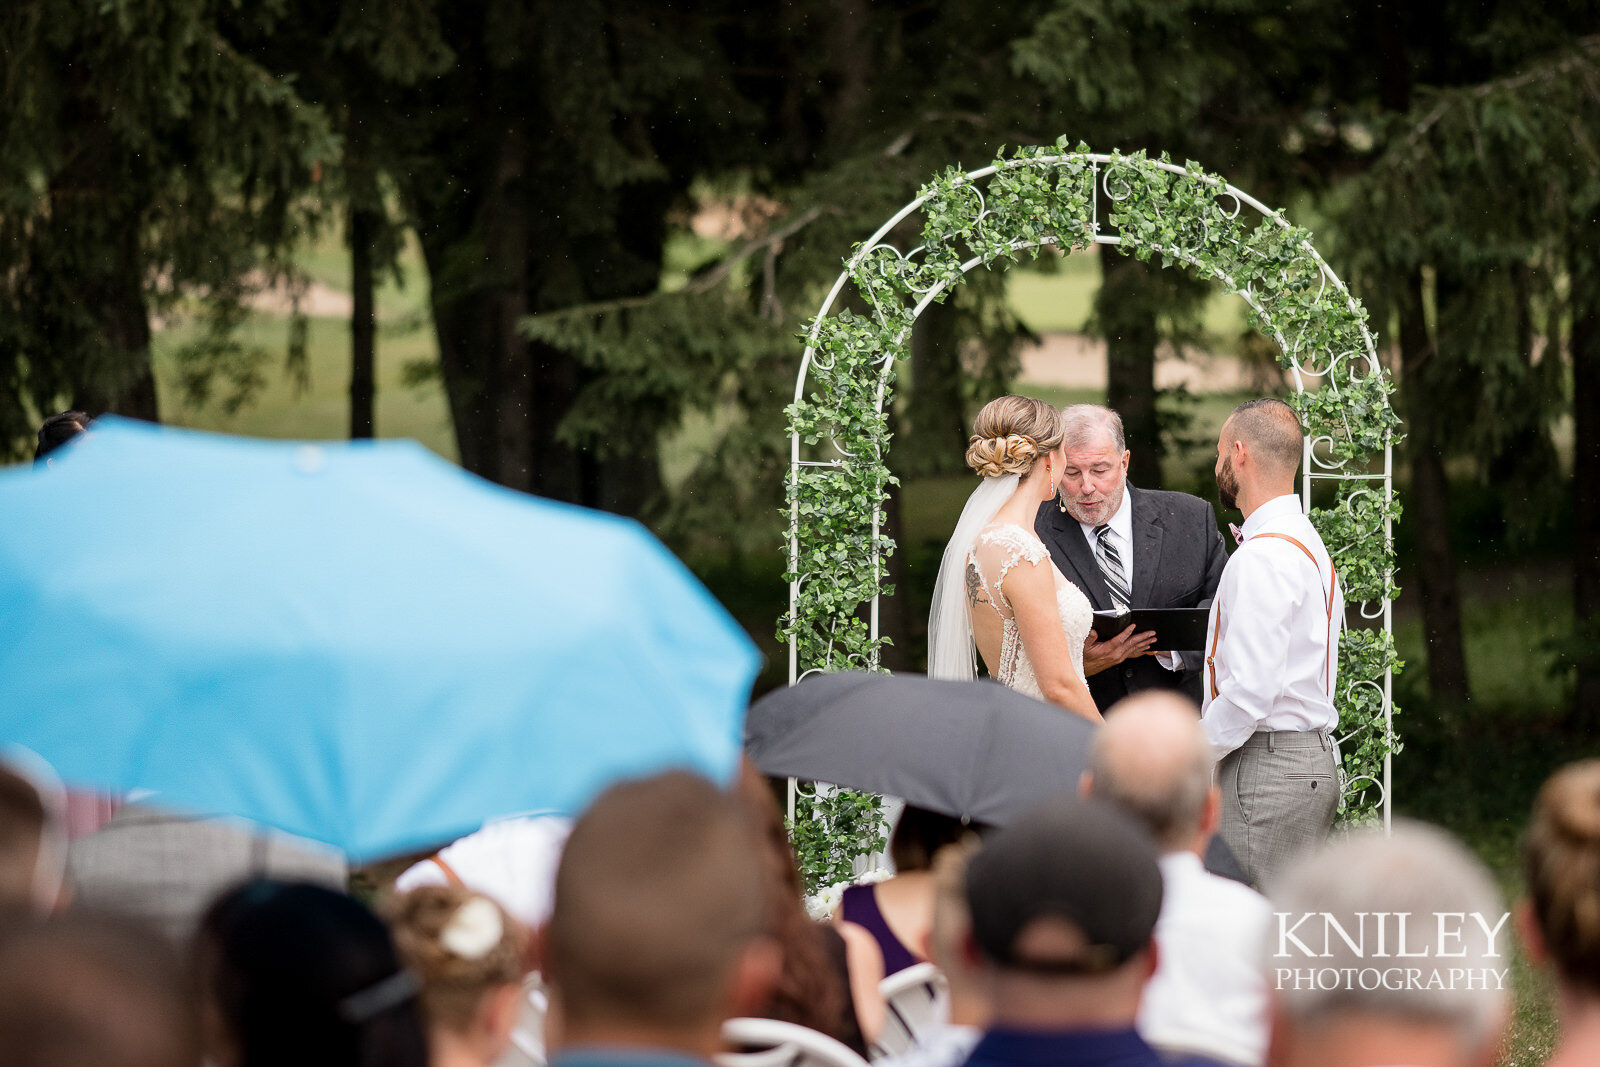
1083, 692, 1270, 1067
1520, 759, 1600, 1067
197, 879, 429, 1067
960, 798, 1169, 1067
0, 754, 68, 913
70, 803, 346, 943
543, 771, 778, 1067
0, 911, 199, 1067
1269, 823, 1508, 1067
396, 813, 571, 931
839, 805, 976, 976
877, 841, 987, 1067
389, 885, 528, 1067
738, 764, 881, 1052
34, 410, 90, 464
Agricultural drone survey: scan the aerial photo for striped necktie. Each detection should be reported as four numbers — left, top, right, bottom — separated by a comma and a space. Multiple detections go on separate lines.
1095, 524, 1132, 612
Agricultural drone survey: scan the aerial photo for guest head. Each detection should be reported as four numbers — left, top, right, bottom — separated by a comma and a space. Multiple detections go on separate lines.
0, 912, 199, 1067
544, 771, 778, 1057
34, 411, 91, 464
925, 839, 989, 1029
1082, 691, 1216, 855
967, 396, 1065, 498
733, 762, 855, 1046
891, 804, 976, 873
1056, 404, 1130, 527
1521, 759, 1600, 1063
196, 879, 429, 1067
963, 797, 1163, 1028
0, 754, 67, 913
387, 886, 526, 1067
1269, 822, 1508, 1067
1216, 397, 1302, 513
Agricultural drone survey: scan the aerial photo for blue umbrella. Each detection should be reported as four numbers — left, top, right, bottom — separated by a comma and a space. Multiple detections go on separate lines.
0, 418, 760, 861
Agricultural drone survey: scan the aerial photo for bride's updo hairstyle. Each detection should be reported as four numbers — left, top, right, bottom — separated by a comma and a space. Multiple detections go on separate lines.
965, 396, 1064, 479
1524, 760, 1600, 990
386, 886, 525, 1033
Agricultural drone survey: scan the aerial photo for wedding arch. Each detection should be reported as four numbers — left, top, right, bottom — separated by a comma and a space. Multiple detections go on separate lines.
781, 142, 1402, 845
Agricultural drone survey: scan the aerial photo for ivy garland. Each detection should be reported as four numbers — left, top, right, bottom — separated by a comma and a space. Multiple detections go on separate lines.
781, 141, 1403, 886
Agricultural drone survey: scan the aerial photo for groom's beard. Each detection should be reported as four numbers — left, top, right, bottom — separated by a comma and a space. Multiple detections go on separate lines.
1216, 456, 1240, 512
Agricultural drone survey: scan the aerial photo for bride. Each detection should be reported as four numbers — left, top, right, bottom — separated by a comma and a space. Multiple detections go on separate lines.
927, 396, 1100, 721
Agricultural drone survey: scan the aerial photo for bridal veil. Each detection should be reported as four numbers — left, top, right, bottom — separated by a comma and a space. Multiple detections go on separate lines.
926, 472, 1020, 681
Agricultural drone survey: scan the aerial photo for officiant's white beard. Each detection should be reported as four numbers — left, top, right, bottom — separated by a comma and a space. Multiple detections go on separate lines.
1061, 482, 1125, 526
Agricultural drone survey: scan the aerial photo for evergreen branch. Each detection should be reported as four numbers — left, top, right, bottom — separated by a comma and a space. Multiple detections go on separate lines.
1403, 35, 1600, 152
522, 204, 830, 325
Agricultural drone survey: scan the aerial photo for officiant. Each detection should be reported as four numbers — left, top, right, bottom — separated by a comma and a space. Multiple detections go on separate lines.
1034, 405, 1227, 714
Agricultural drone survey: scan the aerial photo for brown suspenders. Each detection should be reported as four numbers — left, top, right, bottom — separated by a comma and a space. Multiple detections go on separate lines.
430, 854, 466, 887
1207, 532, 1338, 700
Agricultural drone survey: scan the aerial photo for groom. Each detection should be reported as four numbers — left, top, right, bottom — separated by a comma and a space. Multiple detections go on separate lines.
1034, 405, 1227, 714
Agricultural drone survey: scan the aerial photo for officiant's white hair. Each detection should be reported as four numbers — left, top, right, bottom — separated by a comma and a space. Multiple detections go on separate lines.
1060, 405, 1125, 453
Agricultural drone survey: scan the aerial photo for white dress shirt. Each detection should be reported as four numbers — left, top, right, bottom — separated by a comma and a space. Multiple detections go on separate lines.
395, 813, 571, 929
1200, 494, 1341, 755
1075, 489, 1135, 589
1079, 491, 1179, 671
1139, 850, 1272, 1067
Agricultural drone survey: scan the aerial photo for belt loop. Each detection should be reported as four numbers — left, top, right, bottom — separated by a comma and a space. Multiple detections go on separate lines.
1266, 731, 1276, 753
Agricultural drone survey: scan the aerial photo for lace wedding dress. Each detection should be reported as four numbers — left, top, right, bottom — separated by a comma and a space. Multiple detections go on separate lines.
967, 523, 1093, 699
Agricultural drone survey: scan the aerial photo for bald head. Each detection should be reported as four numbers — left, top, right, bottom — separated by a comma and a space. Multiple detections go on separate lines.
1222, 398, 1303, 478
1086, 693, 1214, 851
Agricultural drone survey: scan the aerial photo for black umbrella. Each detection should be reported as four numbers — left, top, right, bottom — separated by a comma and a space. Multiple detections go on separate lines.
746, 671, 1249, 883
746, 671, 1094, 826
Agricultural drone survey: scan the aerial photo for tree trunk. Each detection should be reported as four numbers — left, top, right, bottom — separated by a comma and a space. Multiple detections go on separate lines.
412, 124, 537, 491
484, 128, 535, 493
1571, 229, 1600, 727
348, 202, 377, 440
1097, 248, 1162, 487
63, 169, 159, 422
1401, 269, 1472, 709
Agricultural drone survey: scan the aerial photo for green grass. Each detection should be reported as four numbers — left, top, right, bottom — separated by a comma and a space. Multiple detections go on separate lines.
288, 224, 433, 320
151, 312, 456, 459
1387, 566, 1590, 1066
1007, 246, 1253, 347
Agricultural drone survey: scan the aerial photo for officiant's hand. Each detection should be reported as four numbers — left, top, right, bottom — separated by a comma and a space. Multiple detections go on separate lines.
1082, 625, 1159, 676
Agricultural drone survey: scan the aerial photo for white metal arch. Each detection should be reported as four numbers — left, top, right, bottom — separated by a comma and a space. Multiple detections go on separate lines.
787, 152, 1394, 828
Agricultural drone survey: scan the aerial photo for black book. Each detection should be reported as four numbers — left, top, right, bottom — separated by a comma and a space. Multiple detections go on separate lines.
1090, 607, 1211, 651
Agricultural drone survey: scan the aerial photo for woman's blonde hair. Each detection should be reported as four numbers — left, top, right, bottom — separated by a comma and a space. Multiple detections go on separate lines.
1525, 760, 1600, 990
386, 885, 525, 1033
965, 396, 1064, 479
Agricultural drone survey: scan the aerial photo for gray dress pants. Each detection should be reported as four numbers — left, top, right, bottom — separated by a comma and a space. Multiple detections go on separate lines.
1217, 730, 1338, 889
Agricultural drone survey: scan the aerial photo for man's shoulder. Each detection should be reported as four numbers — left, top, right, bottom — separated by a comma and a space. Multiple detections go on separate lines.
1243, 516, 1331, 565
1164, 864, 1273, 929
1131, 487, 1217, 527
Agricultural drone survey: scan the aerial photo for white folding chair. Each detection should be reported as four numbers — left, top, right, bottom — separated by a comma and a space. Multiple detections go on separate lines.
498, 975, 549, 1067
871, 962, 950, 1059
718, 1017, 872, 1067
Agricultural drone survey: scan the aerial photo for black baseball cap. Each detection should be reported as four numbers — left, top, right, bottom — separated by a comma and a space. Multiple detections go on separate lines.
964, 797, 1164, 974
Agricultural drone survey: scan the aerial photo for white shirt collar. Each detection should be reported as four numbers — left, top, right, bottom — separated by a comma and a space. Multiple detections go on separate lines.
1158, 849, 1207, 877
1077, 483, 1134, 547
1240, 493, 1301, 540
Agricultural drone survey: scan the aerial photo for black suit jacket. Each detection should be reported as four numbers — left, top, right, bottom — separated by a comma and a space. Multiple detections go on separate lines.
1034, 485, 1227, 712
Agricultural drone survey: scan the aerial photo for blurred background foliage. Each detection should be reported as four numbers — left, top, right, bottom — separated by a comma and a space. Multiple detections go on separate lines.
3, 3, 1599, 1053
